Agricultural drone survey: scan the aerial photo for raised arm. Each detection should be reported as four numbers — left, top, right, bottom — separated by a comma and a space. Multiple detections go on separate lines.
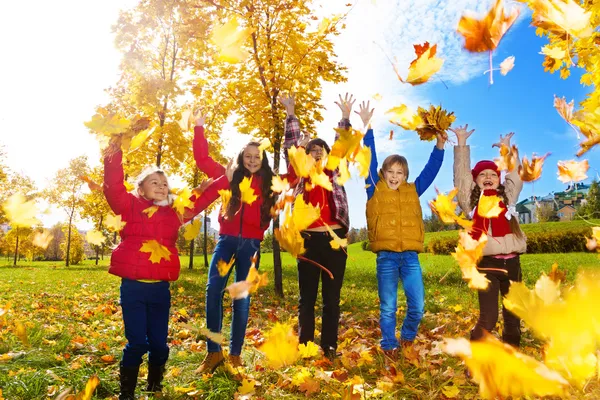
279, 93, 309, 185
334, 93, 356, 139
103, 139, 134, 216
415, 132, 446, 196
450, 125, 476, 215
193, 111, 226, 179
355, 101, 378, 199
492, 133, 523, 204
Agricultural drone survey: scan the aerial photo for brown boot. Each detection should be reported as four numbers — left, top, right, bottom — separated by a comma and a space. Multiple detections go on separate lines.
229, 355, 244, 369
195, 351, 224, 374
383, 348, 399, 363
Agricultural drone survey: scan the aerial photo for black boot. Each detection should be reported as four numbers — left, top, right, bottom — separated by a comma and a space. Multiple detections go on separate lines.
119, 363, 139, 400
146, 363, 166, 392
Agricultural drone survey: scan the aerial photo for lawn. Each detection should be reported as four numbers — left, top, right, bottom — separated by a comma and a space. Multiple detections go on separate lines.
0, 245, 598, 399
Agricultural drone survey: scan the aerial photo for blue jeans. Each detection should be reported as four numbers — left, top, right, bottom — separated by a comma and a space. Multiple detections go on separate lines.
376, 251, 424, 350
206, 235, 261, 355
120, 279, 171, 367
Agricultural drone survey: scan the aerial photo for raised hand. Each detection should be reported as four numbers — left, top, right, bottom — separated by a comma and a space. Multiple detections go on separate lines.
435, 132, 447, 150
193, 108, 206, 127
334, 93, 356, 119
225, 159, 235, 182
492, 132, 515, 149
278, 93, 296, 116
298, 132, 310, 148
449, 124, 475, 146
194, 178, 214, 195
354, 100, 374, 128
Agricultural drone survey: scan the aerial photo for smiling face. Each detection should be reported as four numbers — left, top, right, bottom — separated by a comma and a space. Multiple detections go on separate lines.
383, 162, 406, 190
475, 169, 500, 190
243, 145, 261, 174
309, 144, 325, 161
138, 172, 169, 201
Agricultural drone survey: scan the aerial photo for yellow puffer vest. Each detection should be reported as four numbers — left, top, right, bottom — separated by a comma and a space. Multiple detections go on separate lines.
366, 174, 424, 253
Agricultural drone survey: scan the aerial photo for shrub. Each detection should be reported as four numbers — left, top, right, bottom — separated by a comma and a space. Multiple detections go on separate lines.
361, 241, 371, 251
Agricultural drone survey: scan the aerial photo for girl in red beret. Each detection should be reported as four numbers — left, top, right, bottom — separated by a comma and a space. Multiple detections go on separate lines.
451, 125, 526, 348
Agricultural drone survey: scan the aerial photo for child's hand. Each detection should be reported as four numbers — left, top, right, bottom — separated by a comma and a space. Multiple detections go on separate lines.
298, 133, 310, 148
194, 178, 214, 195
194, 108, 206, 127
449, 124, 475, 146
278, 93, 295, 116
435, 132, 447, 149
104, 135, 122, 156
334, 93, 356, 119
354, 101, 374, 129
225, 159, 235, 182
492, 132, 515, 149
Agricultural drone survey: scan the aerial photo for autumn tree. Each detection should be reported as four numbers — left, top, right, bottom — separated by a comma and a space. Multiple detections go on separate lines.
80, 167, 111, 265
61, 225, 85, 265
45, 223, 66, 261
187, 0, 347, 296
577, 180, 600, 219
45, 156, 90, 266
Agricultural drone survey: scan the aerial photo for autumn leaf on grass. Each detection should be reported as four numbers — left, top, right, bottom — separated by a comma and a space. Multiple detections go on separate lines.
457, 0, 520, 53
519, 153, 550, 182
557, 159, 589, 183
386, 104, 424, 131
442, 334, 568, 399
495, 144, 518, 172
477, 195, 504, 218
217, 256, 235, 277
32, 230, 54, 249
499, 56, 515, 75
299, 378, 320, 396
142, 205, 159, 218
100, 355, 116, 364
172, 187, 193, 215
74, 375, 100, 400
259, 323, 299, 369
524, 0, 593, 38
416, 105, 455, 141
271, 176, 290, 193
298, 341, 320, 359
85, 230, 106, 246
3, 193, 40, 228
211, 16, 254, 63
183, 219, 201, 241
14, 321, 29, 347
335, 158, 351, 186
442, 385, 460, 399
354, 146, 372, 178
395, 42, 444, 85
238, 378, 256, 396
429, 188, 473, 230
79, 175, 102, 191
288, 146, 316, 178
105, 214, 126, 231
218, 189, 232, 216
140, 240, 171, 264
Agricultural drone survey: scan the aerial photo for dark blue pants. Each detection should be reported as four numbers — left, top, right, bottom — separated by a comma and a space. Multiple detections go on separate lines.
120, 279, 171, 367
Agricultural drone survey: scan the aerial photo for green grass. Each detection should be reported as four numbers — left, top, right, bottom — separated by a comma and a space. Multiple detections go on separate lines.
0, 245, 599, 399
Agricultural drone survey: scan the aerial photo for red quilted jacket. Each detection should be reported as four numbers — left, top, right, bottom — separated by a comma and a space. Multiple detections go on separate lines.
103, 150, 228, 281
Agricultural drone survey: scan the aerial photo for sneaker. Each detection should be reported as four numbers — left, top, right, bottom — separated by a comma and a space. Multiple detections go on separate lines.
195, 351, 224, 374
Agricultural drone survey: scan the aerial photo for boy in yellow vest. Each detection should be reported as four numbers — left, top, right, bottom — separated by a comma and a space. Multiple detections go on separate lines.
359, 101, 446, 359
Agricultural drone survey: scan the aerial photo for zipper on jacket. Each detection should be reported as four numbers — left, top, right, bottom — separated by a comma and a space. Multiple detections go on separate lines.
238, 204, 245, 238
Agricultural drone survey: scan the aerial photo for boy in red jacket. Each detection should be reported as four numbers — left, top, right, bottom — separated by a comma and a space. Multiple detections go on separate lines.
103, 137, 231, 399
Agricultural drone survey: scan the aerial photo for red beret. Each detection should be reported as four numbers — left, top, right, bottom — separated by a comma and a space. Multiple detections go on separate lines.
471, 160, 500, 181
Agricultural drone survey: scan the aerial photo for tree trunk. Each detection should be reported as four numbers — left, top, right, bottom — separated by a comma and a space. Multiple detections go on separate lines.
95, 246, 100, 265
188, 170, 199, 270
13, 228, 19, 266
66, 211, 73, 267
271, 128, 284, 298
203, 210, 209, 269
96, 215, 103, 265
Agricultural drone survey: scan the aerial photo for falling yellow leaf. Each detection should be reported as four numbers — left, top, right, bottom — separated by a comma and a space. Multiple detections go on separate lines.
173, 187, 193, 215
355, 146, 372, 178
330, 128, 364, 161
291, 196, 321, 232
183, 219, 201, 241
396, 42, 444, 85
85, 230, 106, 246
557, 159, 589, 183
140, 240, 172, 264
129, 127, 156, 153
32, 230, 54, 249
519, 153, 550, 182
211, 16, 255, 63
335, 158, 351, 186
523, 0, 593, 38
457, 0, 520, 52
452, 231, 489, 290
105, 214, 126, 232
541, 46, 567, 61
178, 109, 193, 131
271, 176, 290, 193
495, 144, 518, 172
308, 169, 333, 191
3, 193, 40, 228
217, 256, 235, 277
477, 195, 504, 218
288, 146, 316, 178
553, 95, 574, 125
298, 341, 320, 359
372, 93, 383, 101
324, 223, 348, 250
259, 323, 300, 369
75, 375, 100, 400
386, 104, 424, 131
239, 176, 258, 205
274, 197, 320, 258
499, 55, 515, 75
429, 189, 474, 230
142, 206, 159, 218
218, 189, 232, 216
84, 111, 131, 136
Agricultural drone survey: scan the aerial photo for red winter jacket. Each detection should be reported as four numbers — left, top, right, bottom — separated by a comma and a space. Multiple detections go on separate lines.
193, 126, 269, 240
103, 150, 228, 281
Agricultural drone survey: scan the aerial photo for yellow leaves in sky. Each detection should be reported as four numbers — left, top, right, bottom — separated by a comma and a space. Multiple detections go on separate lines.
85, 230, 106, 246
259, 323, 300, 369
499, 55, 515, 76
270, 176, 290, 193
520, 0, 593, 38
217, 255, 235, 277
429, 189, 473, 230
274, 197, 320, 258
183, 219, 201, 241
32, 230, 54, 249
396, 42, 444, 85
457, 0, 520, 53
84, 109, 152, 153
105, 214, 126, 232
494, 144, 518, 172
288, 146, 316, 178
225, 254, 268, 299
556, 159, 589, 183
218, 189, 232, 216
519, 152, 550, 182
386, 104, 424, 131
451, 231, 489, 290
140, 240, 172, 264
2, 193, 40, 228
416, 105, 456, 141
210, 16, 254, 63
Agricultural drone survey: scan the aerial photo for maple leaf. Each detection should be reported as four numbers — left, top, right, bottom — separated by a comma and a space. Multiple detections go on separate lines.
386, 104, 424, 131
14, 321, 29, 347
429, 189, 474, 230
308, 169, 333, 191
519, 153, 550, 182
442, 385, 460, 399
173, 187, 193, 215
259, 323, 300, 369
291, 196, 321, 232
140, 240, 172, 264
183, 219, 201, 241
271, 176, 290, 193
416, 105, 455, 141
452, 231, 489, 290
142, 205, 159, 218
84, 110, 131, 136
85, 230, 106, 246
218, 189, 232, 216
499, 55, 515, 75
217, 256, 235, 277
3, 193, 40, 228
330, 127, 365, 168
557, 159, 589, 183
541, 45, 567, 61
457, 0, 520, 52
477, 195, 504, 218
494, 144, 518, 172
522, 0, 593, 38
100, 355, 116, 364
79, 175, 102, 191
239, 176, 258, 205
324, 223, 348, 250
355, 146, 372, 178
211, 16, 255, 63
443, 334, 568, 399
288, 146, 316, 178
396, 42, 444, 85
105, 214, 126, 232
238, 378, 256, 395
298, 378, 320, 396
553, 95, 574, 123
128, 127, 156, 153
32, 230, 54, 249
298, 341, 320, 359
335, 158, 351, 186
75, 375, 100, 400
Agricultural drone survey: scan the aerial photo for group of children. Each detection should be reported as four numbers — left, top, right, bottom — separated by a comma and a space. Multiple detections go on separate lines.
103, 95, 526, 399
